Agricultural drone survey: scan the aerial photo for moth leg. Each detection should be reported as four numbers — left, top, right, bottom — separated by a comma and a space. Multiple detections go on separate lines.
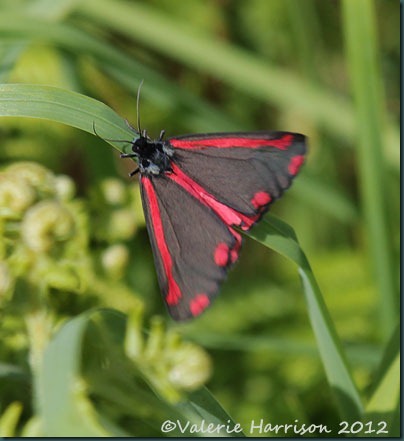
158, 129, 165, 141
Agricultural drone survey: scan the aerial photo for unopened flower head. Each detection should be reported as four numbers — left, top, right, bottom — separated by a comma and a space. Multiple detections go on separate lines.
21, 200, 75, 252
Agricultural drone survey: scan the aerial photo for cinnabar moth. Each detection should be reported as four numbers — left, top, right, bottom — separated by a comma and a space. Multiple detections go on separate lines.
117, 125, 307, 321
96, 92, 307, 321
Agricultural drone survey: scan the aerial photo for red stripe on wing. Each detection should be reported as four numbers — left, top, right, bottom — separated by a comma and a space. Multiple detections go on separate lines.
170, 133, 294, 150
141, 177, 182, 306
168, 163, 260, 231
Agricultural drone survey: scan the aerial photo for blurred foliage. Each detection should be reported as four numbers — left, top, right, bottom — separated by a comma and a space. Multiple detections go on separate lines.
0, 0, 400, 437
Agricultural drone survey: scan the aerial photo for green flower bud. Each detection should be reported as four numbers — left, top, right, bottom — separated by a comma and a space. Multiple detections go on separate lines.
21, 201, 75, 252
101, 178, 126, 205
5, 162, 55, 197
101, 244, 129, 278
109, 209, 137, 241
0, 173, 35, 217
167, 342, 212, 391
54, 175, 75, 201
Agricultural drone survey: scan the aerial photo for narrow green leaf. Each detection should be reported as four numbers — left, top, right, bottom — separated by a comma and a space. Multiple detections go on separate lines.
247, 214, 364, 421
342, 0, 398, 338
186, 333, 380, 367
25, 0, 81, 19
0, 83, 131, 153
0, 0, 79, 82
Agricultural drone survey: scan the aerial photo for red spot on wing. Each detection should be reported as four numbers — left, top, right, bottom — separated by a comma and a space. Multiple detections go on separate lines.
230, 248, 238, 263
288, 155, 305, 175
251, 191, 272, 209
168, 163, 259, 231
214, 242, 230, 267
190, 293, 210, 316
141, 177, 182, 305
227, 229, 242, 264
229, 231, 241, 263
170, 134, 293, 150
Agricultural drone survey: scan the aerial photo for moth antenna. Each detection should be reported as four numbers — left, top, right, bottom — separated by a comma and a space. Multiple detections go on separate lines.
136, 79, 144, 134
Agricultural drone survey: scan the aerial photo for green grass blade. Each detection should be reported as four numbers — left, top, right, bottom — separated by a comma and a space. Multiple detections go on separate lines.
25, 0, 81, 18
0, 0, 79, 82
285, 0, 322, 80
185, 333, 380, 367
247, 214, 364, 421
342, 0, 398, 338
0, 83, 132, 152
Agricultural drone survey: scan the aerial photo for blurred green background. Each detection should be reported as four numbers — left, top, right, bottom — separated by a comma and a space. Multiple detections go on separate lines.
0, 0, 399, 437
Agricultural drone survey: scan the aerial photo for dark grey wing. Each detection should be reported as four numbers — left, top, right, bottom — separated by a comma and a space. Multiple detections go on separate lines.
140, 174, 241, 321
169, 132, 306, 221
